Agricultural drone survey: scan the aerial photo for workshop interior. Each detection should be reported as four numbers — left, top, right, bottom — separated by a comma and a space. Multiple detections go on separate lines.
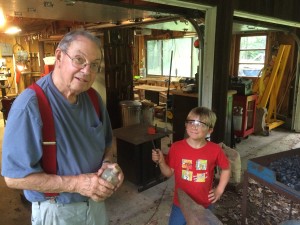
0, 1, 300, 225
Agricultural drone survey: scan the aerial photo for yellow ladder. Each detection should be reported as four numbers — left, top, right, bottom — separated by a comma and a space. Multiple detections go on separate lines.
255, 44, 291, 134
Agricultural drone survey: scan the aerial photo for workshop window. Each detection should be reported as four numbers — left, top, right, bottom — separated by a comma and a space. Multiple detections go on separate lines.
238, 35, 267, 77
146, 37, 198, 78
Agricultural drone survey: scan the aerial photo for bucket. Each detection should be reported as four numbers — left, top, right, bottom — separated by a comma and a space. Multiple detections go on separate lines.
233, 115, 243, 131
233, 106, 243, 131
119, 100, 142, 127
141, 100, 155, 125
142, 106, 154, 125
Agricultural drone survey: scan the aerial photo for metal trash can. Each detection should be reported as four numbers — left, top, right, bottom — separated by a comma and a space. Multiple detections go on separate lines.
119, 100, 142, 127
141, 100, 155, 125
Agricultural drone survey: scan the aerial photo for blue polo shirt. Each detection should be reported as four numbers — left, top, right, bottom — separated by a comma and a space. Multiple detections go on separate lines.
1, 74, 113, 203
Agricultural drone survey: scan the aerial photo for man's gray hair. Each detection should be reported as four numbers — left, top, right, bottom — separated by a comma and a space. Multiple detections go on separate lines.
57, 30, 101, 52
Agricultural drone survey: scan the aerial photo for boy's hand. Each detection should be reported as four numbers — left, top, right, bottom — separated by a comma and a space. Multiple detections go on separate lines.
152, 149, 164, 165
208, 188, 223, 203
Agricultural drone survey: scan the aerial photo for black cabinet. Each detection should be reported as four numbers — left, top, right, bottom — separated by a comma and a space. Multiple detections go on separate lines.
116, 139, 160, 187
113, 124, 170, 192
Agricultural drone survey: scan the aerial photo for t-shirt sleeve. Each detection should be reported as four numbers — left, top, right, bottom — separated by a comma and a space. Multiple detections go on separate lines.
1, 92, 44, 178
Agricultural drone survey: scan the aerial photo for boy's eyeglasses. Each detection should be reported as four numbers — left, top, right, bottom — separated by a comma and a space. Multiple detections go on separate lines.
185, 120, 210, 129
62, 51, 101, 73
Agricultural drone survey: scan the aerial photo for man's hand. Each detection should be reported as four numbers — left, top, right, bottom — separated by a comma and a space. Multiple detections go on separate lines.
98, 163, 124, 191
76, 173, 115, 202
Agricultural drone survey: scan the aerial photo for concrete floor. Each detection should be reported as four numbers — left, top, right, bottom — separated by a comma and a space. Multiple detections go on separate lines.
1, 116, 300, 225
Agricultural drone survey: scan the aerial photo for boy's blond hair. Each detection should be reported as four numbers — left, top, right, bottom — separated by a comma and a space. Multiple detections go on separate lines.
187, 107, 217, 128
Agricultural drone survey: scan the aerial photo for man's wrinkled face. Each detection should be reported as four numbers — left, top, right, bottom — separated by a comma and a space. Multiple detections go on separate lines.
56, 36, 101, 95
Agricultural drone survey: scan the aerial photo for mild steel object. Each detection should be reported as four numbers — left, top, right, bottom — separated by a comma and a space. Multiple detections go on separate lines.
241, 149, 300, 225
178, 189, 223, 225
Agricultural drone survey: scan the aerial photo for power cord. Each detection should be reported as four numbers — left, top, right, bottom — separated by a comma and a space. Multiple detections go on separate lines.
145, 183, 169, 225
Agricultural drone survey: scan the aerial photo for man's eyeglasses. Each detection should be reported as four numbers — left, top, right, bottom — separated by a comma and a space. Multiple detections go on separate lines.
62, 51, 101, 73
185, 120, 210, 129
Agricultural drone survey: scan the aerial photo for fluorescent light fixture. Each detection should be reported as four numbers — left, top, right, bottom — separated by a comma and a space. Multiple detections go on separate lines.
234, 10, 300, 28
4, 26, 22, 34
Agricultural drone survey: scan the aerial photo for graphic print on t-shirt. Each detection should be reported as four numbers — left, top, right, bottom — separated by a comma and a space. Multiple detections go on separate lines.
195, 159, 207, 182
181, 159, 207, 182
181, 159, 193, 181
196, 159, 207, 170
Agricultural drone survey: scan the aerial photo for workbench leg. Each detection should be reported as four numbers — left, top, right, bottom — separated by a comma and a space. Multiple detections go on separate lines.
241, 171, 249, 225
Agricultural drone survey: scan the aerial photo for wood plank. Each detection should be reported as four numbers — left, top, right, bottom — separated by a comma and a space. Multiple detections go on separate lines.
134, 85, 175, 92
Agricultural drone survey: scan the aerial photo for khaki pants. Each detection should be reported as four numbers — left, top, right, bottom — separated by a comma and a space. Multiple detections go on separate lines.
31, 199, 108, 225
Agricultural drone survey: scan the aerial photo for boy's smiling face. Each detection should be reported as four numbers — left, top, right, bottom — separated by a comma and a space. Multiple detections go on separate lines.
185, 115, 213, 140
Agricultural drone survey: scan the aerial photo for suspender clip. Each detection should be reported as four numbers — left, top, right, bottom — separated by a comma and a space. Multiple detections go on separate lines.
43, 141, 56, 145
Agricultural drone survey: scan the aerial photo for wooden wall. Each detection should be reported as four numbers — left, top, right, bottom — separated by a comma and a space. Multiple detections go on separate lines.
0, 34, 57, 96
103, 28, 135, 129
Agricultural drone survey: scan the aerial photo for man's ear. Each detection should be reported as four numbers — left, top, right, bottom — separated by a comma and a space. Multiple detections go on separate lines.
55, 49, 62, 61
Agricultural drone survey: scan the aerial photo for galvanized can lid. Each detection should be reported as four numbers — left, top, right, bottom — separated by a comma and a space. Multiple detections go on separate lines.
119, 100, 142, 107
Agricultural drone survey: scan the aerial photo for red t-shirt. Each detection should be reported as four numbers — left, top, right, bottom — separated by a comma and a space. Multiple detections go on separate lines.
168, 139, 230, 208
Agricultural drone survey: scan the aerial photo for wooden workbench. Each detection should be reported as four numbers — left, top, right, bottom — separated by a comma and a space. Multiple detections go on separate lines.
134, 85, 175, 105
134, 84, 173, 92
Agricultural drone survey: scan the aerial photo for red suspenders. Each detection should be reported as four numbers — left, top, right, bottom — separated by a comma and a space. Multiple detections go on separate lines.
86, 88, 100, 116
28, 83, 100, 197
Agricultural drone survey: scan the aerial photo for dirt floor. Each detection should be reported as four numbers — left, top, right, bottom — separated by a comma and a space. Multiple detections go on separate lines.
0, 178, 31, 225
214, 181, 300, 225
1, 178, 298, 225
112, 177, 300, 225
1, 121, 300, 224
107, 128, 300, 225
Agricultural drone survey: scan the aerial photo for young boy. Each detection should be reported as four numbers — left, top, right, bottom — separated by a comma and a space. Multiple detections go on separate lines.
152, 106, 231, 225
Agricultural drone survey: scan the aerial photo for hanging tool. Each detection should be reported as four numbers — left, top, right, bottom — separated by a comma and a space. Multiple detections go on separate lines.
165, 50, 173, 131
151, 139, 159, 167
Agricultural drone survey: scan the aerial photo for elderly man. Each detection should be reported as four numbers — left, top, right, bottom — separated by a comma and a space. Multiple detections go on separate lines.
1, 30, 124, 225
